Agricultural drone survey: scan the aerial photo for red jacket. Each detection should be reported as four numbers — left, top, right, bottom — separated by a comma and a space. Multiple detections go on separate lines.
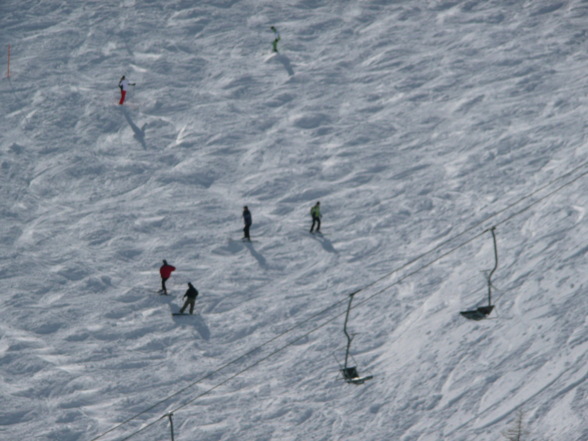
160, 264, 176, 279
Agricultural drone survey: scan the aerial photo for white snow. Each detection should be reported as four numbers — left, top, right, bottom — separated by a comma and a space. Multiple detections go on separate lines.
1, 1, 588, 440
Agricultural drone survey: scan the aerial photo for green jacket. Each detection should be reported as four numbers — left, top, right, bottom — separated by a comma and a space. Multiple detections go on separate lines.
310, 205, 321, 218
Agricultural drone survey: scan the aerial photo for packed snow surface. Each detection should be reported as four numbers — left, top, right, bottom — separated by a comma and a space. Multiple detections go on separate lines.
1, 1, 588, 440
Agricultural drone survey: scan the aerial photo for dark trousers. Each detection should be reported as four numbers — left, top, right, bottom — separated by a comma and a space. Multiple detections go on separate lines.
180, 297, 196, 314
243, 224, 251, 240
310, 216, 321, 232
161, 277, 169, 294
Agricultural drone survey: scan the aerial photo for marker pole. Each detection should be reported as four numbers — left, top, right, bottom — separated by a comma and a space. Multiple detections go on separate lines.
7, 45, 10, 78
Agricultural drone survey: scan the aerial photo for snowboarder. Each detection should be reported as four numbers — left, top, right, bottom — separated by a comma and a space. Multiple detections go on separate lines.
243, 205, 252, 241
271, 26, 281, 53
179, 282, 199, 314
310, 201, 321, 233
118, 75, 135, 105
159, 260, 176, 295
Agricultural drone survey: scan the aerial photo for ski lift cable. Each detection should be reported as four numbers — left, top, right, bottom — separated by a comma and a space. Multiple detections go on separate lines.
122, 293, 385, 440
492, 165, 588, 230
89, 160, 588, 441
131, 229, 489, 430
458, 164, 588, 319
356, 163, 588, 315
347, 158, 588, 303
165, 303, 353, 415
88, 294, 351, 441
116, 302, 355, 441
330, 164, 588, 327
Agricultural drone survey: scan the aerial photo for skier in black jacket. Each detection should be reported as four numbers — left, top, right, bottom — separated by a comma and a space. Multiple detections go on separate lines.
179, 283, 199, 314
242, 206, 252, 241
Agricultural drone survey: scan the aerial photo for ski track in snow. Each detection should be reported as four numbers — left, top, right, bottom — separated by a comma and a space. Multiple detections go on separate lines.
1, 0, 588, 440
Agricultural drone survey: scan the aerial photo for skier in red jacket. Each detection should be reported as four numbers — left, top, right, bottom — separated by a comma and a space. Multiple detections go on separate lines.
118, 75, 135, 105
159, 260, 176, 295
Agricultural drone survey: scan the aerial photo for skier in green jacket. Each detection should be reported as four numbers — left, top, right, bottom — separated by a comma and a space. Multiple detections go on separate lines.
310, 201, 321, 233
271, 26, 281, 53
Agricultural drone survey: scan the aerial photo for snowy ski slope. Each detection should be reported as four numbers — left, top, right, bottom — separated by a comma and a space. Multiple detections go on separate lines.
1, 0, 588, 440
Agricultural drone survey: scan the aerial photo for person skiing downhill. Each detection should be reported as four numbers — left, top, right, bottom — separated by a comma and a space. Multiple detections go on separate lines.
271, 26, 281, 53
118, 75, 135, 105
310, 201, 321, 233
159, 260, 176, 295
179, 282, 199, 314
243, 206, 252, 241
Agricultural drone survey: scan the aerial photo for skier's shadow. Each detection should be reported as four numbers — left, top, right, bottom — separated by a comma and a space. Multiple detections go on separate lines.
244, 242, 268, 268
122, 108, 147, 149
311, 233, 337, 253
268, 53, 294, 76
169, 305, 211, 340
276, 54, 294, 76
